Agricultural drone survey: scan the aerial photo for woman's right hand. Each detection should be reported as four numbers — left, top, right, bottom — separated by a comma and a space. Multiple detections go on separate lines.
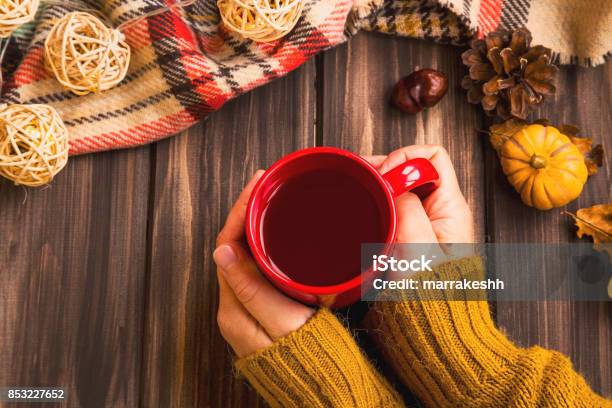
368, 144, 474, 245
365, 145, 474, 278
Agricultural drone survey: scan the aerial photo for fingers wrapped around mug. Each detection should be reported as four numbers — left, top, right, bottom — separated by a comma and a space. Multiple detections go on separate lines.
214, 243, 314, 342
215, 171, 314, 357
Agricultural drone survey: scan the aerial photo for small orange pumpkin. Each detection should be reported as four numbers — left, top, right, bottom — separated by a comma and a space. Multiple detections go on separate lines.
500, 124, 588, 210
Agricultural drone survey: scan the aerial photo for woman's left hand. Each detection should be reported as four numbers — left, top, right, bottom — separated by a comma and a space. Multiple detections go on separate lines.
214, 171, 315, 358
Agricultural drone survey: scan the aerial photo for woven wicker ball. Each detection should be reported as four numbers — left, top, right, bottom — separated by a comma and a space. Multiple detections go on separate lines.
0, 104, 69, 187
0, 0, 39, 38
217, 0, 304, 42
44, 11, 130, 95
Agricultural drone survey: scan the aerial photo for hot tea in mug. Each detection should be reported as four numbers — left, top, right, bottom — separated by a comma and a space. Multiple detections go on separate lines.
246, 147, 439, 307
261, 168, 388, 286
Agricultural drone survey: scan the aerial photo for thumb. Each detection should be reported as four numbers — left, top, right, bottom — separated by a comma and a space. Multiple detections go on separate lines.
213, 243, 313, 339
391, 192, 445, 278
395, 192, 438, 244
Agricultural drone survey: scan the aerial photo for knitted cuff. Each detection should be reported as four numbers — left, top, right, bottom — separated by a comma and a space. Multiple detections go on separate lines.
365, 257, 517, 406
495, 346, 612, 407
236, 308, 405, 408
365, 257, 611, 407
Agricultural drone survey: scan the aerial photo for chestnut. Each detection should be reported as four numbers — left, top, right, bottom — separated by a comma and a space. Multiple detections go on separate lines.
391, 68, 448, 113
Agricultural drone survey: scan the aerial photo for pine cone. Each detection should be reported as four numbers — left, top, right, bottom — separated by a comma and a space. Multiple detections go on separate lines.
461, 28, 558, 120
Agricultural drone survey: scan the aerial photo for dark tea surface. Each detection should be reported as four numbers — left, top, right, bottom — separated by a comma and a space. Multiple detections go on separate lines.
261, 168, 386, 286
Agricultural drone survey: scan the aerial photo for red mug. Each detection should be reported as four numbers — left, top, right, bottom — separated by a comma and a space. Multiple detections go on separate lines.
245, 147, 439, 308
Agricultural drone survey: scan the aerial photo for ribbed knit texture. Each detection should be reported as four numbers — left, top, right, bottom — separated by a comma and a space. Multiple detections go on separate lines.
365, 257, 612, 407
238, 257, 611, 407
236, 308, 405, 408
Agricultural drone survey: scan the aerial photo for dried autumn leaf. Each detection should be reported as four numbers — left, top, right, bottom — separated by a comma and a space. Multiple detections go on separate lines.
569, 136, 604, 175
489, 118, 527, 153
567, 204, 612, 258
532, 118, 551, 126
558, 124, 580, 136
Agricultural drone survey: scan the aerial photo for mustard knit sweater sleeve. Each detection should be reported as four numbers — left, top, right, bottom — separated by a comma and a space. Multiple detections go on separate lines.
365, 257, 612, 408
236, 308, 405, 408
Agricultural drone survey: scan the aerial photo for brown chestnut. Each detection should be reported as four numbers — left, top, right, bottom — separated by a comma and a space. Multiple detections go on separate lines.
391, 68, 448, 113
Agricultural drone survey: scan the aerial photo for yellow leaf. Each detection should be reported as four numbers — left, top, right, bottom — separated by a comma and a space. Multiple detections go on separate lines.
489, 118, 527, 153
558, 123, 580, 136
567, 204, 612, 258
569, 136, 604, 176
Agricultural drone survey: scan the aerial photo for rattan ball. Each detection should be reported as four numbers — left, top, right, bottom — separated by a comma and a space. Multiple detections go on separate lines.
0, 104, 69, 187
217, 0, 304, 42
0, 0, 39, 38
44, 11, 130, 95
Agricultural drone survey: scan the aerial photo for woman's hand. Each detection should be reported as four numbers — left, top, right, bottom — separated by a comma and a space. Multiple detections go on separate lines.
365, 146, 474, 276
366, 145, 474, 245
216, 145, 472, 357
214, 171, 315, 358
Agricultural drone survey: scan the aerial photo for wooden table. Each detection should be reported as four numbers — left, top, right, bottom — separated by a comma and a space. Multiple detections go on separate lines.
1, 33, 610, 407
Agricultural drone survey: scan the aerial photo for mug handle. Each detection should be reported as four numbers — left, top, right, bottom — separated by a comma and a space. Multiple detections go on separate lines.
381, 158, 440, 198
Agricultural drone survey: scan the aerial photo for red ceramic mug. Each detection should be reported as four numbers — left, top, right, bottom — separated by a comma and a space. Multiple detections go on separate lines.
245, 147, 439, 308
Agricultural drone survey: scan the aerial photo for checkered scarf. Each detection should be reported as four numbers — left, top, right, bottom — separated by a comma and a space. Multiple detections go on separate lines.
2, 0, 610, 155
355, 0, 612, 65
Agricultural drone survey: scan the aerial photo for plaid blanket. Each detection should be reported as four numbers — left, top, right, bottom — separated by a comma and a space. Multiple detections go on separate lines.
2, 0, 610, 155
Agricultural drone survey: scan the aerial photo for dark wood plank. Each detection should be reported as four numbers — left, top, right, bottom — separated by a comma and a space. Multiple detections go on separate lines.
488, 63, 612, 396
319, 32, 486, 243
319, 32, 485, 400
321, 31, 611, 399
140, 63, 316, 407
0, 147, 150, 407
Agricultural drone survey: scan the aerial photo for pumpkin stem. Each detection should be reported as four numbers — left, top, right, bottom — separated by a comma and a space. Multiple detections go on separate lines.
530, 154, 547, 169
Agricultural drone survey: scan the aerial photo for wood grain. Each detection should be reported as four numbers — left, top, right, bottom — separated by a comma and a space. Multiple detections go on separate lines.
1, 31, 610, 407
318, 32, 485, 401
319, 33, 486, 242
320, 31, 611, 399
488, 63, 612, 396
139, 62, 316, 407
0, 147, 150, 407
